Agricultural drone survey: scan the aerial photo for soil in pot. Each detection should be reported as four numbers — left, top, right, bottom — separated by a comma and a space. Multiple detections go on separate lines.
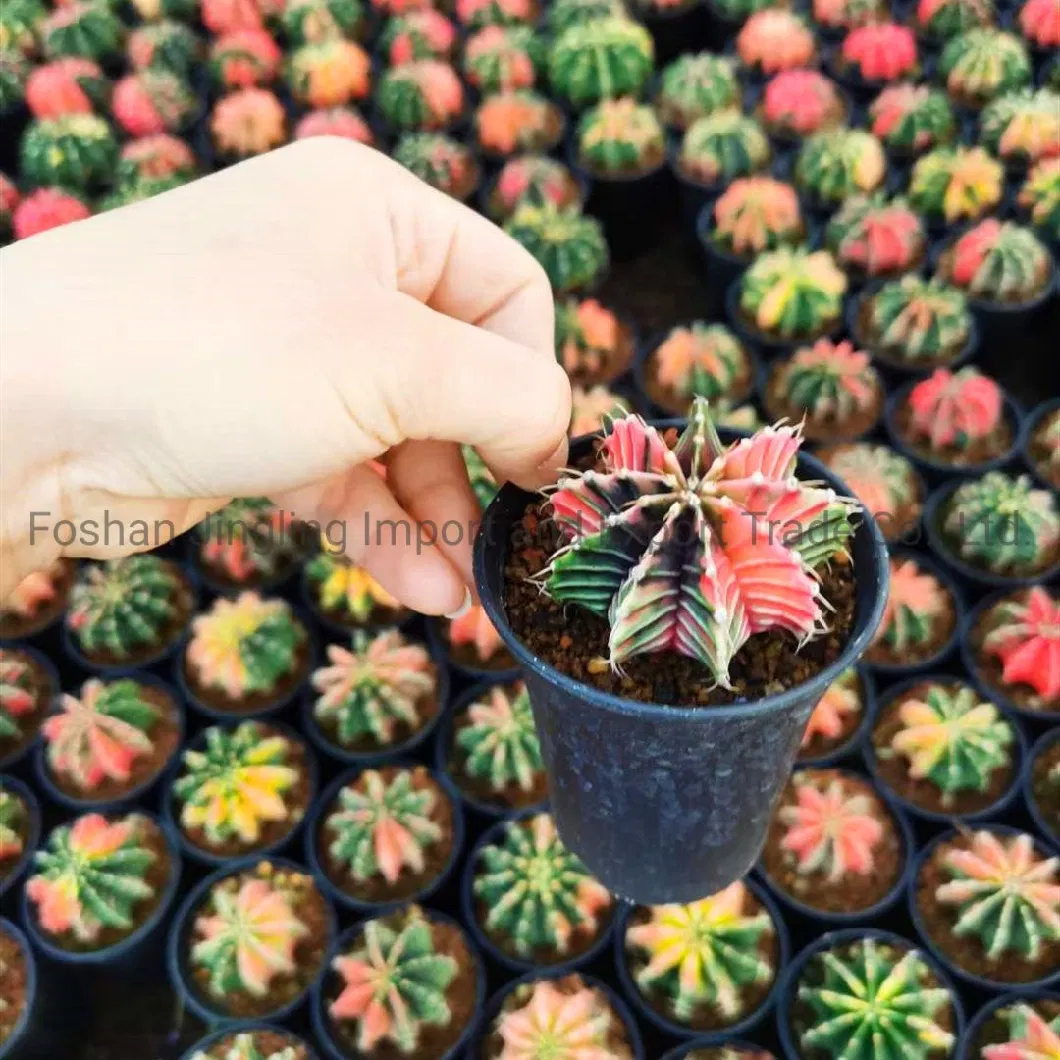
42, 677, 181, 805
1027, 407, 1060, 489
915, 829, 1060, 985
796, 666, 865, 763
185, 861, 331, 1019
0, 924, 27, 1047
761, 768, 904, 914
471, 812, 614, 967
967, 997, 1060, 1057
316, 765, 456, 906
0, 558, 75, 639
303, 552, 411, 633
1030, 739, 1060, 838
863, 555, 957, 668
0, 646, 55, 765
171, 721, 313, 861
555, 296, 637, 388
0, 783, 30, 886
440, 606, 517, 674
871, 679, 1018, 817
624, 880, 780, 1033
321, 905, 479, 1060
192, 1029, 314, 1060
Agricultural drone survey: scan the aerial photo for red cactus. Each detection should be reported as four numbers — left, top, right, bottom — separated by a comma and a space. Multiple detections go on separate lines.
295, 106, 374, 144
763, 70, 845, 136
13, 188, 90, 240
112, 72, 195, 137
982, 587, 1060, 701
25, 58, 103, 119
841, 23, 919, 82
949, 219, 999, 288
201, 0, 266, 34
830, 198, 925, 276
210, 30, 282, 89
1020, 0, 1060, 48
907, 367, 1003, 450
0, 174, 20, 219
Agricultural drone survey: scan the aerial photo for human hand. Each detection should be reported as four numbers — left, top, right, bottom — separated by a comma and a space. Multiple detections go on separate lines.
0, 138, 571, 613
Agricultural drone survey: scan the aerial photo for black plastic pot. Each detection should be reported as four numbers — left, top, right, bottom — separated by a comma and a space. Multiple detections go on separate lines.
795, 663, 876, 769
615, 876, 790, 1042
956, 989, 1060, 1060
1021, 398, 1060, 492
177, 1023, 320, 1060
661, 1039, 777, 1060
305, 759, 464, 916
0, 918, 38, 1060
636, 0, 711, 64
0, 776, 40, 915
703, 0, 745, 48
424, 614, 520, 685
473, 424, 889, 904
0, 645, 59, 775
1023, 729, 1060, 850
725, 281, 847, 361
694, 202, 755, 312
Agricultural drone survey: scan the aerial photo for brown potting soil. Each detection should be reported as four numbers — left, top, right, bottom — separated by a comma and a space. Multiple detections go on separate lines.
871, 682, 1016, 815
0, 789, 28, 882
188, 865, 330, 1018
893, 399, 1014, 468
314, 683, 441, 755
1031, 742, 1060, 837
450, 708, 550, 811
1029, 418, 1060, 489
179, 727, 312, 858
559, 315, 638, 390
0, 558, 76, 639
855, 298, 966, 370
970, 998, 1060, 1056
761, 770, 903, 913
0, 649, 55, 763
317, 765, 455, 904
325, 916, 479, 1060
863, 588, 956, 667
915, 832, 1060, 983
641, 341, 754, 417
48, 684, 181, 803
444, 630, 517, 674
184, 635, 311, 716
764, 369, 884, 444
795, 679, 864, 763
0, 928, 27, 1045
199, 1031, 311, 1060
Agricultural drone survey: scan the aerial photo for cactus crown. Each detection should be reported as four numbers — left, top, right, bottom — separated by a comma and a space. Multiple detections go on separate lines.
841, 22, 919, 82
113, 70, 197, 136
26, 813, 157, 944
198, 497, 297, 584
457, 683, 543, 794
909, 146, 1004, 223
464, 25, 541, 92
208, 29, 281, 89
798, 938, 955, 1059
578, 98, 664, 174
287, 38, 370, 109
26, 56, 108, 117
117, 134, 197, 186
762, 70, 846, 138
935, 830, 1060, 960
325, 767, 444, 885
740, 247, 848, 338
736, 9, 817, 75
0, 650, 38, 741
20, 113, 117, 192
940, 28, 1031, 105
503, 202, 609, 294
1019, 158, 1060, 241
173, 722, 299, 847
377, 60, 463, 130
870, 84, 957, 153
876, 557, 950, 653
493, 155, 581, 217
626, 882, 774, 1021
945, 219, 1053, 304
826, 195, 925, 277
295, 106, 373, 143
542, 399, 858, 683
12, 186, 91, 240
329, 908, 457, 1054
711, 177, 803, 257
907, 367, 1004, 451
1019, 0, 1060, 47
547, 17, 654, 109
775, 339, 879, 420
571, 385, 630, 438
393, 132, 474, 196
305, 551, 398, 624
802, 667, 862, 749
41, 3, 123, 63
382, 10, 456, 64
981, 587, 1060, 704
917, 0, 995, 40
555, 297, 621, 378
281, 0, 363, 46
657, 53, 739, 129
795, 128, 886, 205
868, 275, 972, 361
211, 88, 287, 158
984, 1005, 1060, 1060
476, 91, 558, 155
457, 0, 535, 30
654, 323, 748, 401
980, 89, 1060, 165
546, 0, 627, 33
187, 592, 304, 700
943, 471, 1060, 573
820, 444, 918, 526
679, 111, 770, 185
0, 785, 25, 862
312, 629, 435, 747
889, 682, 1014, 794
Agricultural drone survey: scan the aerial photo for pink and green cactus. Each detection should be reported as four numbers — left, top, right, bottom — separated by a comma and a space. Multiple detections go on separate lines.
43, 678, 161, 794
813, 0, 888, 30
541, 400, 858, 680
874, 557, 950, 654
737, 9, 817, 77
393, 133, 477, 198
209, 30, 282, 89
457, 0, 536, 30
801, 668, 862, 750
761, 69, 846, 139
187, 592, 305, 701
870, 84, 957, 155
939, 28, 1032, 108
491, 156, 583, 219
128, 22, 201, 79
448, 605, 506, 663
26, 813, 157, 944
678, 111, 770, 185
906, 367, 1004, 454
305, 553, 398, 624
463, 25, 542, 92
980, 89, 1060, 167
312, 629, 435, 748
909, 146, 1005, 224
866, 275, 972, 363
174, 722, 300, 848
25, 57, 107, 118
984, 1005, 1060, 1060
546, 0, 627, 35
116, 133, 197, 188
820, 444, 919, 531
475, 812, 612, 957
935, 830, 1060, 961
579, 98, 665, 175
653, 323, 749, 402
797, 937, 955, 1059
981, 587, 1060, 705
772, 340, 879, 423
457, 684, 543, 794
656, 53, 739, 130
20, 113, 117, 192
548, 17, 654, 109
570, 385, 629, 437
295, 106, 373, 143
11, 186, 90, 239
190, 1033, 308, 1060
0, 785, 24, 863
710, 176, 804, 258
329, 908, 457, 1053
739, 247, 848, 339
1018, 157, 1060, 241
382, 10, 455, 64
626, 882, 775, 1022
376, 59, 463, 131
795, 128, 886, 206
200, 0, 277, 35
0, 650, 38, 742
475, 91, 561, 156
0, 0, 42, 57
281, 0, 364, 45
211, 88, 287, 158
554, 297, 623, 380
944, 471, 1060, 575
838, 22, 919, 83
942, 219, 1053, 304
198, 498, 299, 587
41, 3, 123, 63
1, 563, 63, 625
1018, 0, 1060, 48
112, 70, 197, 138
287, 39, 370, 108
826, 195, 925, 279
504, 203, 609, 294
916, 0, 995, 42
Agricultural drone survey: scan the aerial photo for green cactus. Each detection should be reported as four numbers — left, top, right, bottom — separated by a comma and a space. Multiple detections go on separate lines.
939, 28, 1031, 108
129, 21, 201, 78
980, 89, 1060, 166
870, 84, 957, 155
463, 25, 543, 93
795, 128, 886, 206
375, 60, 463, 133
20, 115, 118, 193
678, 111, 770, 186
393, 133, 476, 198
504, 202, 609, 295
710, 0, 783, 18
1018, 158, 1060, 242
0, 49, 28, 112
866, 275, 972, 362
917, 0, 995, 41
99, 174, 188, 210
656, 53, 740, 129
909, 146, 1004, 224
41, 3, 124, 63
282, 0, 364, 45
190, 1033, 304, 1060
0, 785, 25, 862
548, 17, 654, 109
197, 497, 299, 585
67, 557, 185, 660
774, 339, 879, 422
546, 0, 628, 36
739, 247, 848, 339
456, 684, 542, 794
463, 446, 497, 509
652, 323, 748, 401
0, 0, 43, 57
577, 98, 664, 174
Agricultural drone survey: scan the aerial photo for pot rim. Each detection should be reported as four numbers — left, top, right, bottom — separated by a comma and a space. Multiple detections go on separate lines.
955, 988, 1060, 1060
176, 1023, 320, 1060
0, 775, 40, 905
1023, 728, 1060, 849
0, 918, 36, 1059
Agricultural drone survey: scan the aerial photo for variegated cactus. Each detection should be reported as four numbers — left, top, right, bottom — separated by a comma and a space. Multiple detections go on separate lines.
463, 25, 541, 92
457, 684, 543, 794
909, 146, 1004, 224
873, 557, 950, 654
710, 177, 804, 258
41, 3, 123, 63
761, 70, 846, 138
306, 551, 399, 625
26, 813, 157, 943
295, 106, 373, 144
555, 297, 622, 380
448, 604, 506, 663
943, 471, 1060, 574
376, 59, 463, 131
1018, 0, 1060, 47
491, 156, 582, 219
457, 0, 536, 30
0, 0, 42, 57
476, 91, 559, 156
935, 830, 1060, 961
906, 368, 1004, 452
870, 84, 957, 154
653, 323, 749, 401
281, 0, 363, 45
797, 937, 955, 1059
981, 587, 1060, 704
813, 0, 888, 30
943, 219, 1053, 304
819, 444, 919, 530
980, 89, 1060, 166
983, 1005, 1060, 1060
208, 30, 281, 89
1, 562, 62, 623
312, 629, 435, 747
0, 650, 37, 741
393, 133, 476, 197
826, 195, 925, 278
198, 498, 299, 586
329, 908, 457, 1053
211, 88, 287, 158
1018, 158, 1060, 241
191, 1032, 305, 1060
578, 98, 664, 175
383, 10, 456, 65
116, 133, 197, 188
795, 128, 886, 206
678, 111, 770, 185
739, 247, 847, 339
504, 203, 609, 295
772, 339, 879, 422
916, 0, 995, 41
187, 592, 305, 700
26, 57, 107, 118
20, 113, 117, 192
324, 767, 443, 885
287, 38, 370, 109
736, 9, 817, 77
570, 385, 629, 437
939, 28, 1031, 107
547, 17, 654, 108
0, 786, 25, 863
626, 882, 774, 1021
174, 722, 300, 847
801, 668, 862, 750
866, 275, 972, 362
656, 53, 739, 130
546, 0, 627, 33
888, 682, 1013, 796
541, 400, 858, 681
111, 70, 197, 138
839, 22, 919, 83
12, 186, 91, 239
475, 813, 612, 957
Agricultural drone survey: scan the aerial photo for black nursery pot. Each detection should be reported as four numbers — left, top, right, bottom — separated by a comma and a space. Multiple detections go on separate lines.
0, 918, 38, 1060
725, 280, 846, 360
635, 0, 710, 65
177, 1023, 321, 1060
473, 425, 889, 905
0, 776, 40, 913
1023, 729, 1060, 849
694, 203, 753, 308
1022, 398, 1060, 491
0, 645, 59, 775
956, 989, 1060, 1060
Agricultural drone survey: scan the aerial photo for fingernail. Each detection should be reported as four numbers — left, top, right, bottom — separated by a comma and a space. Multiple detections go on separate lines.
445, 588, 473, 620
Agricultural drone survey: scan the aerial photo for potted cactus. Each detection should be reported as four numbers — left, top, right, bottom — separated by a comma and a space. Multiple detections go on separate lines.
1017, 0, 1060, 56
570, 384, 629, 437
545, 0, 628, 36
913, 0, 995, 49
628, 0, 709, 68
825, 194, 927, 284
794, 127, 887, 215
456, 0, 538, 31
181, 1026, 318, 1060
736, 9, 818, 81
209, 30, 282, 90
127, 24, 201, 82
381, 11, 457, 65
0, 0, 42, 58
311, 903, 484, 1060
756, 69, 849, 147
462, 25, 542, 93
473, 91, 563, 160
980, 88, 1060, 171
199, 0, 272, 34
938, 28, 1032, 112
433, 604, 519, 680
116, 133, 198, 190
393, 133, 480, 201
869, 84, 959, 167
811, 0, 889, 36
25, 57, 108, 118
294, 106, 374, 144
0, 645, 57, 771
0, 557, 74, 639
908, 146, 1005, 232
281, 0, 365, 45
654, 53, 740, 131
547, 17, 655, 109
1016, 158, 1060, 250
0, 776, 40, 904
503, 202, 609, 294
111, 70, 197, 137
482, 154, 585, 221
0, 919, 36, 1056
795, 665, 872, 766
1023, 401, 1060, 490
287, 39, 371, 109
664, 1044, 776, 1060
553, 296, 636, 387
302, 551, 407, 636
40, 2, 123, 65
959, 995, 1060, 1060
210, 88, 288, 163
1025, 730, 1059, 846
833, 23, 921, 95
763, 338, 884, 443
19, 113, 117, 193
10, 186, 92, 238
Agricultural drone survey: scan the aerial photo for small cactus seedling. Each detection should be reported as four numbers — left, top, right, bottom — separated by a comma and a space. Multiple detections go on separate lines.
939, 28, 1032, 108
826, 195, 925, 279
329, 908, 457, 1053
457, 684, 543, 795
795, 128, 886, 206
0, 0, 43, 58
294, 106, 373, 143
872, 556, 951, 656
0, 650, 39, 742
116, 134, 197, 188
311, 629, 436, 748
20, 113, 117, 192
41, 3, 123, 64
504, 203, 609, 295
980, 89, 1060, 167
652, 323, 749, 402
554, 297, 625, 383
870, 84, 957, 155
934, 830, 1060, 962
287, 39, 370, 108
26, 813, 157, 944
770, 339, 880, 430
128, 22, 202, 80
1, 562, 67, 628
448, 605, 507, 664
865, 275, 972, 364
474, 813, 612, 957
197, 498, 300, 588
819, 444, 920, 535
112, 70, 197, 138
211, 88, 287, 158
383, 10, 455, 64
546, 0, 628, 36
710, 176, 804, 258
626, 882, 775, 1022
25, 57, 107, 118
740, 247, 848, 340
761, 69, 846, 139
209, 30, 282, 89
11, 186, 90, 239
548, 17, 654, 109
838, 23, 920, 84
490, 155, 583, 219
916, 0, 995, 42
677, 111, 770, 186
941, 219, 1053, 304
983, 1006, 1060, 1060
981, 587, 1060, 705
456, 0, 537, 30
737, 10, 817, 78
797, 937, 955, 1059
800, 667, 862, 751
305, 551, 399, 625
1018, 0, 1060, 48
578, 98, 665, 176
943, 471, 1059, 576
281, 0, 364, 44
475, 91, 561, 156
570, 385, 629, 437
463, 25, 542, 92
0, 785, 25, 863
376, 59, 463, 131
1018, 158, 1060, 241
905, 367, 1004, 454
909, 146, 1004, 224
656, 53, 740, 130
393, 133, 478, 199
